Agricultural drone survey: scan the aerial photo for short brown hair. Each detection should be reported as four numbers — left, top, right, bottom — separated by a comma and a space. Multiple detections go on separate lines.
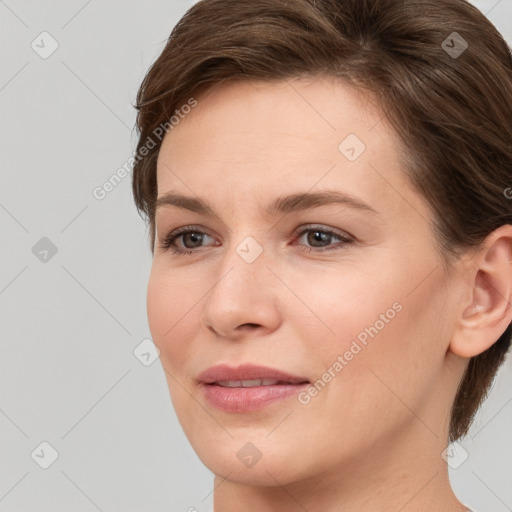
132, 0, 512, 442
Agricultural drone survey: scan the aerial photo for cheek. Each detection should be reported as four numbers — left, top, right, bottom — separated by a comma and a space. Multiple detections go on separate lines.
295, 253, 444, 406
285, 260, 400, 351
146, 266, 214, 435
146, 267, 199, 370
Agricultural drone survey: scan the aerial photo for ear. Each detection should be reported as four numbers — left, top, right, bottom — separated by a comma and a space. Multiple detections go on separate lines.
450, 224, 512, 358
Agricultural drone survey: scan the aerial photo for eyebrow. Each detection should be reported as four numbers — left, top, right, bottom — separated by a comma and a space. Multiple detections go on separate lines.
155, 190, 378, 217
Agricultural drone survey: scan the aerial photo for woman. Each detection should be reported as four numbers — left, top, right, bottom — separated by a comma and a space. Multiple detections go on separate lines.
131, 0, 512, 510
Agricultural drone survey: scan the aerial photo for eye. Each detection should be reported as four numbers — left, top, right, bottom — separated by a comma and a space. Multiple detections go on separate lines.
158, 224, 354, 256
159, 225, 217, 255
292, 225, 353, 253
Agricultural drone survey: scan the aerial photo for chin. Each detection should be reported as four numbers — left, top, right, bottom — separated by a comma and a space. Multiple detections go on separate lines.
189, 434, 310, 486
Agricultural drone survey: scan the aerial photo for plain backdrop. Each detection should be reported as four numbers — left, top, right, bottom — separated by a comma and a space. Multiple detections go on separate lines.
1, 1, 511, 511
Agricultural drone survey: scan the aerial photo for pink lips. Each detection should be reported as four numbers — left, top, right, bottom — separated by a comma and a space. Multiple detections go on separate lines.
198, 363, 310, 413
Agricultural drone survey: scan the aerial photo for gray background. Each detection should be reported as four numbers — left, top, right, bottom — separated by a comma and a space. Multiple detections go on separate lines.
1, 1, 511, 511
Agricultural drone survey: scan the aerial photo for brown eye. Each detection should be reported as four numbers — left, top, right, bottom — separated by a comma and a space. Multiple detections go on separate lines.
294, 226, 353, 253
160, 227, 215, 254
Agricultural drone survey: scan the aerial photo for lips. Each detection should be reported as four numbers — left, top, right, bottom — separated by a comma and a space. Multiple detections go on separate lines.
197, 363, 309, 385
197, 364, 310, 413
216, 379, 288, 387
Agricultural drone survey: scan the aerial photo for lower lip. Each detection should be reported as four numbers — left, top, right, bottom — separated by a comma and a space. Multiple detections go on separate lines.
201, 383, 309, 412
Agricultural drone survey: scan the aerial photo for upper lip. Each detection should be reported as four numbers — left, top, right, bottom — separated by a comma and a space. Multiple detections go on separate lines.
197, 364, 309, 384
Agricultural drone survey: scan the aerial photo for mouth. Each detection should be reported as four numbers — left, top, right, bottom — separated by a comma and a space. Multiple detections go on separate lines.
198, 364, 310, 413
212, 378, 309, 387
197, 363, 309, 385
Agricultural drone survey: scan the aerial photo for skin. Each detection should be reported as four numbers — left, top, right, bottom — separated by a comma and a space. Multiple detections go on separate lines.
147, 76, 512, 511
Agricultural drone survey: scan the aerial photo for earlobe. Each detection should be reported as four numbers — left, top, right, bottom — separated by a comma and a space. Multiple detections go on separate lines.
449, 225, 512, 359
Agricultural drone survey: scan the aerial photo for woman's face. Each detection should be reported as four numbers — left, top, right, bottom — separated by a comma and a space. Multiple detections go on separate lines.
147, 77, 465, 486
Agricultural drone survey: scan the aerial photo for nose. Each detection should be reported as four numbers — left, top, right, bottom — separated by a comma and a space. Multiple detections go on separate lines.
200, 238, 282, 340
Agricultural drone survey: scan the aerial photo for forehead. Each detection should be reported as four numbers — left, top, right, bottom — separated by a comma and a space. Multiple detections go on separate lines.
159, 76, 387, 160
155, 76, 429, 225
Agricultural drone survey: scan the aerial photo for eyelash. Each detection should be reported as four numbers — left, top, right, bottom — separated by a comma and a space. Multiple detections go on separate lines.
159, 225, 354, 256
